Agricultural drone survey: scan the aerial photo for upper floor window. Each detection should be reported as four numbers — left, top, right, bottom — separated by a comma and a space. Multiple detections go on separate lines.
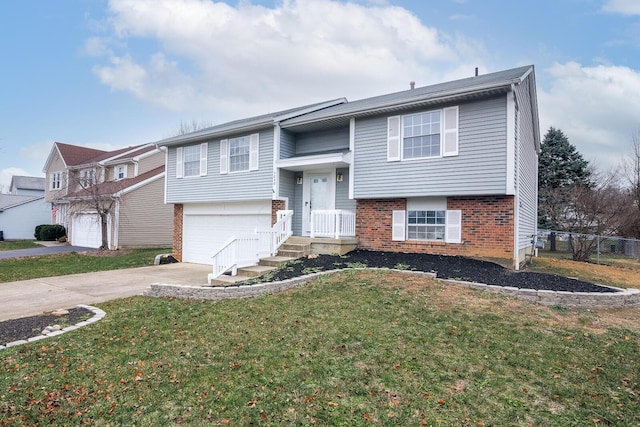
115, 165, 127, 180
50, 172, 62, 190
403, 111, 441, 159
229, 136, 250, 172
176, 143, 208, 178
80, 169, 95, 187
220, 133, 259, 174
387, 106, 459, 162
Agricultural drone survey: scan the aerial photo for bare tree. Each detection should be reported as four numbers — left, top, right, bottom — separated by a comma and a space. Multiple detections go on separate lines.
556, 171, 625, 261
53, 167, 127, 249
174, 120, 214, 136
619, 131, 640, 238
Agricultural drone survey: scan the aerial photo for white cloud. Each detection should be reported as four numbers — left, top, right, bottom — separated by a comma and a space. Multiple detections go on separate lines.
0, 167, 33, 193
91, 0, 482, 120
538, 62, 640, 169
602, 0, 640, 15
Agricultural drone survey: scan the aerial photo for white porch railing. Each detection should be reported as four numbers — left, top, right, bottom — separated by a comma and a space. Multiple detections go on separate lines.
310, 210, 356, 239
208, 210, 293, 284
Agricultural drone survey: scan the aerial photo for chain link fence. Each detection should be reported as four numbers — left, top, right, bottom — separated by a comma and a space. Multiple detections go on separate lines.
536, 230, 640, 263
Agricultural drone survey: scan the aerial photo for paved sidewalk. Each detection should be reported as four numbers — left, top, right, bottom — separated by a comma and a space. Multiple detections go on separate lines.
0, 263, 212, 321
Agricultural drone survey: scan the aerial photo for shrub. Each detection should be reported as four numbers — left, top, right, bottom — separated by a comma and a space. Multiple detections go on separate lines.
35, 224, 66, 241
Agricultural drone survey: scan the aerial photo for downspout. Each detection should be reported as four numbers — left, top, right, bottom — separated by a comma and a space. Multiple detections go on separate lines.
510, 84, 520, 269
113, 197, 120, 249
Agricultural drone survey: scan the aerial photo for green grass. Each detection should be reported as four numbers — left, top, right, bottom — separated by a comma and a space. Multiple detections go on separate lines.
1, 270, 638, 426
0, 247, 170, 283
0, 240, 41, 251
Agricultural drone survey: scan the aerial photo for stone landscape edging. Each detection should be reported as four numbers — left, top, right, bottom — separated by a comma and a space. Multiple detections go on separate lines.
0, 305, 106, 350
144, 268, 640, 309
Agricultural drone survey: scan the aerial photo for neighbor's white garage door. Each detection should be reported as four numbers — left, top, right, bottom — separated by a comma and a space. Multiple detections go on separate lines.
182, 202, 272, 265
72, 213, 111, 248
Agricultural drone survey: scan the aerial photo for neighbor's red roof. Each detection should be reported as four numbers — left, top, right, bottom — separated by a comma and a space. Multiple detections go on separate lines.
55, 142, 150, 167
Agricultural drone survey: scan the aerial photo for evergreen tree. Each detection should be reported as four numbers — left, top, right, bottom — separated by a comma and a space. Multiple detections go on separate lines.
538, 127, 591, 230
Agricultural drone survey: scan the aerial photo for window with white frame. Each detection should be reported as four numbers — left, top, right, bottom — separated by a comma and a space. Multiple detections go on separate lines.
219, 133, 259, 174
176, 143, 208, 178
387, 106, 459, 162
407, 209, 446, 240
115, 165, 127, 180
392, 197, 461, 243
403, 110, 441, 159
182, 145, 201, 177
229, 136, 250, 172
80, 169, 95, 187
50, 171, 62, 190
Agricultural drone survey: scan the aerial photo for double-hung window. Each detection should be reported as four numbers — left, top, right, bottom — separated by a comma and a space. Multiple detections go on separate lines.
392, 197, 461, 243
387, 106, 458, 161
176, 143, 208, 178
219, 133, 259, 174
403, 111, 441, 159
115, 165, 127, 180
50, 172, 62, 190
407, 209, 446, 240
80, 169, 95, 187
229, 136, 250, 172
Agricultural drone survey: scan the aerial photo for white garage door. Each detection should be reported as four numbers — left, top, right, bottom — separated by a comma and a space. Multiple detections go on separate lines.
182, 202, 272, 265
72, 213, 111, 248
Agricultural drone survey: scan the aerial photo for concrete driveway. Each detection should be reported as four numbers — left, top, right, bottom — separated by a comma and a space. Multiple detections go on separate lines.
0, 263, 212, 321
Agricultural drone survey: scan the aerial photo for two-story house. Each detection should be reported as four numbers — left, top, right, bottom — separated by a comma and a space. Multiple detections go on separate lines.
157, 65, 539, 269
42, 142, 173, 249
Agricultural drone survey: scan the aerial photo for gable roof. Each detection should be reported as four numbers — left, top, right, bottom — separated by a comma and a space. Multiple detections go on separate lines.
9, 176, 45, 192
281, 65, 536, 128
43, 142, 154, 173
64, 166, 165, 199
154, 65, 539, 148
0, 194, 44, 211
156, 98, 347, 147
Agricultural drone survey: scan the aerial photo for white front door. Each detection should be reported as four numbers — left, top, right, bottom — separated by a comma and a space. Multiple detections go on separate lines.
302, 171, 335, 235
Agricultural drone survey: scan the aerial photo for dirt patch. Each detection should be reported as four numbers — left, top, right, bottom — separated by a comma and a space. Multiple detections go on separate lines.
530, 257, 640, 289
81, 249, 133, 257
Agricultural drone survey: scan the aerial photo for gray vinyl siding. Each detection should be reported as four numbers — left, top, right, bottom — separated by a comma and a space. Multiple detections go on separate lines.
166, 128, 274, 203
335, 168, 355, 211
515, 76, 538, 251
295, 127, 349, 155
280, 130, 296, 159
353, 96, 508, 198
278, 169, 302, 235
117, 177, 173, 247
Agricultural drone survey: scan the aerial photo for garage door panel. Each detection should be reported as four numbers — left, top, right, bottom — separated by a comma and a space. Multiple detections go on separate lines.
182, 214, 271, 265
72, 213, 111, 248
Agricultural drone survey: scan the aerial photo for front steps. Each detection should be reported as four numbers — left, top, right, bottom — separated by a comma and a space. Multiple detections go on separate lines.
207, 236, 357, 285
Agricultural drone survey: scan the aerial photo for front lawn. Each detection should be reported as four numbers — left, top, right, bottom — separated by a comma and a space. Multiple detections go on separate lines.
1, 270, 638, 426
0, 248, 170, 283
0, 240, 41, 251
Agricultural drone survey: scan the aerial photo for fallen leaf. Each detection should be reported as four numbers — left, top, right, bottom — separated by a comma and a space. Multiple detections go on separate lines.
327, 401, 339, 407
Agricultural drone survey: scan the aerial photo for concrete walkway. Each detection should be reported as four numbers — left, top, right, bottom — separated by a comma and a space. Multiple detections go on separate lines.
0, 263, 212, 321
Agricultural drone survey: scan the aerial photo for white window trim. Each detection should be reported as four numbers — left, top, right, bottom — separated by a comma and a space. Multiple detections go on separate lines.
387, 106, 459, 162
50, 171, 62, 190
115, 165, 127, 180
176, 143, 208, 179
220, 133, 259, 175
392, 208, 462, 244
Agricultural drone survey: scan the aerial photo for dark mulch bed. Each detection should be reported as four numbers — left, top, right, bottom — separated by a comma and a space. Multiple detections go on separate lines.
0, 307, 93, 346
243, 250, 615, 294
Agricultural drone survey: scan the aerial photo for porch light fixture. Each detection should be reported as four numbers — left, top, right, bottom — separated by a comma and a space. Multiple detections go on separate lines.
296, 176, 303, 185
336, 173, 343, 182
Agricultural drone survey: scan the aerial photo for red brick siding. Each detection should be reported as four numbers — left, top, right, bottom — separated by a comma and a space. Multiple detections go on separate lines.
356, 196, 515, 260
172, 203, 183, 262
271, 200, 286, 226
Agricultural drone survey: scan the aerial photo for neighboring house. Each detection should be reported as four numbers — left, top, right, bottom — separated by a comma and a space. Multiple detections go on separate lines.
42, 142, 173, 249
9, 175, 46, 196
0, 193, 50, 240
157, 65, 540, 269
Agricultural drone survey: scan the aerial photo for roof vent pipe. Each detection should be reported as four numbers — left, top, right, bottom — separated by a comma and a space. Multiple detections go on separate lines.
475, 67, 478, 77
410, 81, 415, 90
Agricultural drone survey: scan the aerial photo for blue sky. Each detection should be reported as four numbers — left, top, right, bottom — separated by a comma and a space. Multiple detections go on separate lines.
1, 0, 640, 190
